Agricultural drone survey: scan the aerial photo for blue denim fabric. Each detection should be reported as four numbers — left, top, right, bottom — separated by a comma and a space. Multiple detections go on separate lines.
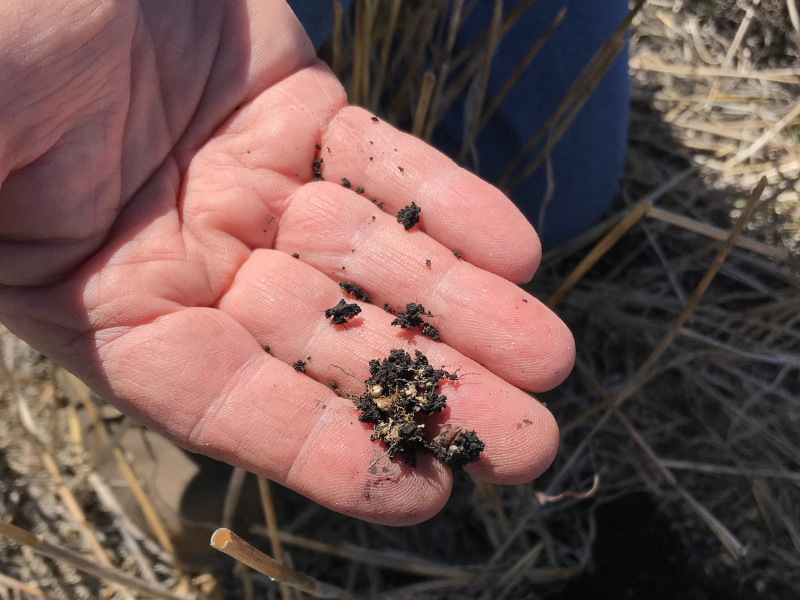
286, 0, 629, 249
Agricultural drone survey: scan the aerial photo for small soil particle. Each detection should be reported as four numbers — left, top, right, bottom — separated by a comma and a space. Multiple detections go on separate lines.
370, 198, 377, 203
425, 259, 431, 267
341, 177, 351, 188
264, 346, 270, 353
355, 187, 364, 194
325, 299, 362, 325
371, 116, 379, 122
312, 157, 324, 181
396, 202, 421, 230
369, 157, 373, 160
383, 303, 396, 315
452, 250, 461, 259
293, 360, 307, 373
339, 282, 371, 303
376, 202, 384, 208
315, 144, 321, 150
292, 253, 300, 259
522, 298, 528, 302
353, 349, 482, 469
398, 166, 404, 172
371, 216, 376, 220
329, 381, 338, 389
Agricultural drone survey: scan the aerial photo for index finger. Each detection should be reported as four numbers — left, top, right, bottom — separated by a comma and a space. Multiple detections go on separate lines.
318, 107, 541, 283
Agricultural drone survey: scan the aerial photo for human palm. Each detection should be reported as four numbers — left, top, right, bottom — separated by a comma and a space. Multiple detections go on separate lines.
0, 0, 574, 524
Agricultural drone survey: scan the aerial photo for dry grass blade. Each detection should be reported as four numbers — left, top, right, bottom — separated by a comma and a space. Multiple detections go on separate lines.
546, 201, 652, 308
646, 206, 788, 259
62, 371, 177, 557
370, 0, 402, 110
0, 522, 191, 600
629, 55, 800, 83
257, 477, 292, 600
721, 96, 800, 170
473, 7, 565, 138
459, 0, 503, 161
613, 176, 767, 408
250, 527, 482, 579
411, 70, 437, 137
499, 0, 645, 190
211, 528, 362, 600
612, 409, 747, 558
0, 572, 43, 598
332, 1, 344, 79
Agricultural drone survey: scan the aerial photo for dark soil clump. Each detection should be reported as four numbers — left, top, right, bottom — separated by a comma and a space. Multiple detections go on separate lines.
352, 349, 482, 469
341, 177, 351, 188
312, 158, 323, 181
431, 425, 485, 469
293, 360, 307, 373
391, 303, 439, 340
325, 299, 362, 325
292, 253, 300, 259
396, 203, 421, 230
338, 282, 371, 303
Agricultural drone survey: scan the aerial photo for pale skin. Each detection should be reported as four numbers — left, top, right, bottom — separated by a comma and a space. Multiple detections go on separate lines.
0, 0, 575, 524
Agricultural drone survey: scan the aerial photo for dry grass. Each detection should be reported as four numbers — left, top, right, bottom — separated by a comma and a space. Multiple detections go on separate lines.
1, 1, 799, 599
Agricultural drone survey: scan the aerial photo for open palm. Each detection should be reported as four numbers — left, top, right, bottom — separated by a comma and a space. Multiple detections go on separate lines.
0, 0, 574, 524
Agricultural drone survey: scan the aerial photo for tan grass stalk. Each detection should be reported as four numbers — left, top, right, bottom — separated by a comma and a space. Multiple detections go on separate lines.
629, 55, 800, 84
211, 528, 361, 600
412, 71, 437, 137
257, 477, 292, 600
646, 206, 788, 260
458, 0, 503, 161
370, 0, 403, 110
546, 201, 652, 308
332, 2, 344, 79
0, 572, 43, 597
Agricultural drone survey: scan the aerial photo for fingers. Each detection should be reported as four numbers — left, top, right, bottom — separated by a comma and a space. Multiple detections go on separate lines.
274, 182, 575, 392
317, 107, 541, 283
217, 250, 560, 484
98, 307, 451, 525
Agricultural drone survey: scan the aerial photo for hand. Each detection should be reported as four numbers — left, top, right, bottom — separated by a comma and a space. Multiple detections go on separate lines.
0, 0, 574, 524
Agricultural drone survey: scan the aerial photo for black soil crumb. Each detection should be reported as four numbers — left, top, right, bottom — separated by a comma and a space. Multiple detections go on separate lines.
293, 360, 307, 373
431, 425, 485, 470
396, 202, 421, 230
522, 298, 528, 303
377, 202, 384, 208
315, 144, 322, 150
312, 157, 324, 181
353, 349, 482, 469
370, 198, 377, 203
354, 187, 365, 194
398, 166, 404, 172
329, 381, 338, 390
383, 303, 396, 315
425, 259, 431, 267
341, 177, 351, 188
452, 250, 461, 259
292, 253, 300, 259
264, 346, 270, 353
325, 299, 362, 325
390, 303, 438, 339
371, 116, 379, 122
339, 282, 371, 303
